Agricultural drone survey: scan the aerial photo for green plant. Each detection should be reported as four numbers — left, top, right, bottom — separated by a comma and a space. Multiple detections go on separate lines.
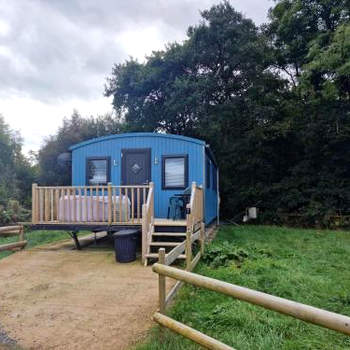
0, 199, 31, 225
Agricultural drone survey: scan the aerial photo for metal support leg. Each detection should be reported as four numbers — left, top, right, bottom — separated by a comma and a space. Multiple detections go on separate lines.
69, 231, 81, 250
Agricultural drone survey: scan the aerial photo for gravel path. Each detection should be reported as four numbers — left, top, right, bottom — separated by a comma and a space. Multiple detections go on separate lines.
0, 248, 171, 350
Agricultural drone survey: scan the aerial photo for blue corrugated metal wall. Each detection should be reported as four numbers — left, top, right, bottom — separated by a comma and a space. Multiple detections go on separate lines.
204, 151, 218, 224
70, 133, 213, 220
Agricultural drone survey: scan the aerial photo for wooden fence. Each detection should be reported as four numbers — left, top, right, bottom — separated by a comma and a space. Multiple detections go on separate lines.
0, 226, 27, 252
153, 263, 350, 349
32, 183, 150, 225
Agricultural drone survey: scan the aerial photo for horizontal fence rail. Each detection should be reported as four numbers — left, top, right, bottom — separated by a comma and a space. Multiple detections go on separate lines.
153, 264, 350, 349
154, 312, 234, 350
32, 183, 150, 225
0, 225, 27, 252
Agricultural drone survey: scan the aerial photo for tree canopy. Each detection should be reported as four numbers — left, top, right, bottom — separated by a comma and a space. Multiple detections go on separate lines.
104, 0, 350, 225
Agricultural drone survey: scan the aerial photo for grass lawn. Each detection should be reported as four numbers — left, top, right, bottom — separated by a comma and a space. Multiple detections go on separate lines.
0, 229, 85, 260
137, 225, 350, 349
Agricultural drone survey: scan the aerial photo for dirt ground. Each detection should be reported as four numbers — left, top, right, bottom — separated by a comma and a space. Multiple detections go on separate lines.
0, 242, 168, 350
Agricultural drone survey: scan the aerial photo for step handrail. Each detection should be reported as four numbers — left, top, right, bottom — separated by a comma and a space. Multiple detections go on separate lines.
142, 182, 154, 264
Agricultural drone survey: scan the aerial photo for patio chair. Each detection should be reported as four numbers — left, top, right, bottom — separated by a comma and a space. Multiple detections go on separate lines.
167, 196, 184, 220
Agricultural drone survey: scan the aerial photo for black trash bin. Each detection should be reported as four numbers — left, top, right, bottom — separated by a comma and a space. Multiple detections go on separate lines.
113, 229, 139, 263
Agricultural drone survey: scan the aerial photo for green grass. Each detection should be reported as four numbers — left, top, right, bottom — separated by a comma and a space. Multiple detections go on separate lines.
137, 225, 350, 350
0, 229, 85, 260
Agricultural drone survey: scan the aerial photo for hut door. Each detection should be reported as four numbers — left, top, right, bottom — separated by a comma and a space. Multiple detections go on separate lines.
121, 148, 151, 186
121, 148, 151, 216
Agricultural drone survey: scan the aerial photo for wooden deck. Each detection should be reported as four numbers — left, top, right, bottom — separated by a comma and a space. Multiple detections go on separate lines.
30, 182, 204, 265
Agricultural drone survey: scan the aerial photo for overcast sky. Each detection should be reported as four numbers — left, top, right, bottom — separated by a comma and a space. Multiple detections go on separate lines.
0, 0, 272, 154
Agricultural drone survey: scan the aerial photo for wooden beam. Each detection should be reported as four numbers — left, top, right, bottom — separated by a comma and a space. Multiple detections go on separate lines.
158, 248, 166, 314
32, 183, 38, 224
0, 226, 22, 236
108, 182, 112, 225
165, 240, 186, 266
0, 241, 27, 252
200, 222, 205, 255
153, 264, 350, 336
165, 280, 183, 307
191, 230, 200, 243
185, 224, 192, 271
190, 252, 201, 271
153, 312, 234, 350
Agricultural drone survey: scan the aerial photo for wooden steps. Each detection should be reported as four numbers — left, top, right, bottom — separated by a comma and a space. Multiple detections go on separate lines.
144, 218, 188, 264
152, 232, 186, 237
150, 242, 182, 247
146, 253, 186, 259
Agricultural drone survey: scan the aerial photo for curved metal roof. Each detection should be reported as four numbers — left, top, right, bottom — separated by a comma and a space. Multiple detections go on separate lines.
69, 132, 206, 151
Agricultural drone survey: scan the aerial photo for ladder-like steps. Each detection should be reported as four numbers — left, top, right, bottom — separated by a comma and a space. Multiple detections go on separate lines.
145, 253, 186, 259
150, 242, 182, 247
152, 232, 186, 237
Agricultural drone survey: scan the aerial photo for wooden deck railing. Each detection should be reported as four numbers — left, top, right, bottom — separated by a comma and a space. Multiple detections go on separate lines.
31, 183, 150, 225
142, 182, 154, 265
185, 182, 204, 270
153, 264, 350, 350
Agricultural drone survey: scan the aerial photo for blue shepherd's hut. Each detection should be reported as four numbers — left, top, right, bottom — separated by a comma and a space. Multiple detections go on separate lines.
30, 132, 219, 265
69, 133, 219, 225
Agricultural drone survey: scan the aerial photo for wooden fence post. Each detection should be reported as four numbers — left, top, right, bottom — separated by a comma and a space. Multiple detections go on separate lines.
185, 224, 192, 271
107, 182, 112, 224
32, 183, 38, 224
200, 222, 205, 255
158, 248, 166, 314
141, 204, 146, 265
18, 225, 24, 242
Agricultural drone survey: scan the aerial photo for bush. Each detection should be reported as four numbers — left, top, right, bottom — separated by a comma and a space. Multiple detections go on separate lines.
0, 200, 31, 225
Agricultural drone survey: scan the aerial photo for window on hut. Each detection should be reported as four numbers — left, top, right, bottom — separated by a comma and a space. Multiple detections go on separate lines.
162, 155, 188, 189
86, 157, 110, 185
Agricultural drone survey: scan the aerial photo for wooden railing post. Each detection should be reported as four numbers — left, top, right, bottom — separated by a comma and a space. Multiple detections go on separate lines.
149, 182, 154, 218
158, 248, 166, 314
32, 183, 38, 224
185, 224, 192, 271
142, 183, 154, 265
200, 222, 205, 255
107, 182, 112, 224
142, 204, 147, 265
19, 225, 24, 242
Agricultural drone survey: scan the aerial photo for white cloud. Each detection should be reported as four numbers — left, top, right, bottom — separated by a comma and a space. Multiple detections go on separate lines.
1, 95, 113, 154
0, 0, 272, 154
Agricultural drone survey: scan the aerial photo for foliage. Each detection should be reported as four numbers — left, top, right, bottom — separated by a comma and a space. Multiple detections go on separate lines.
38, 111, 126, 185
0, 115, 36, 224
104, 0, 350, 224
0, 200, 31, 225
137, 225, 350, 349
